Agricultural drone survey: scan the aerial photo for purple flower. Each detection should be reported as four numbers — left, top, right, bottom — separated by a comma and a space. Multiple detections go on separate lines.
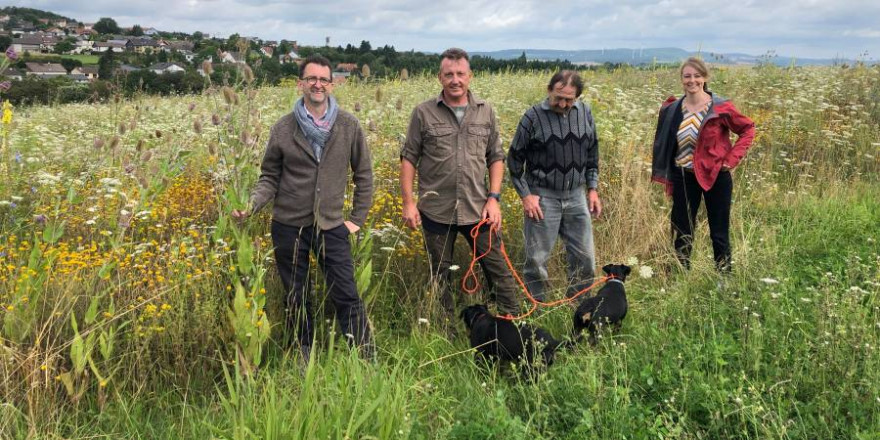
14, 152, 22, 163
0, 81, 10, 92
33, 214, 48, 225
5, 47, 17, 61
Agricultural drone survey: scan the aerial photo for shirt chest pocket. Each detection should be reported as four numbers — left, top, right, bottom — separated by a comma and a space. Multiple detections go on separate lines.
466, 124, 491, 157
424, 124, 456, 158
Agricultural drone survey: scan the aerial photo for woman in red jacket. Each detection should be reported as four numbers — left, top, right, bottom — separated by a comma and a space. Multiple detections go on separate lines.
651, 57, 755, 272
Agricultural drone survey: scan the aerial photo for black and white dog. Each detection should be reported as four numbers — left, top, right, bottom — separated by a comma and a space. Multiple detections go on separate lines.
460, 304, 563, 368
573, 264, 631, 344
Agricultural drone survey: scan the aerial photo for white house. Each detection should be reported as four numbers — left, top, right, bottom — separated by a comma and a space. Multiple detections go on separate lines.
147, 62, 187, 75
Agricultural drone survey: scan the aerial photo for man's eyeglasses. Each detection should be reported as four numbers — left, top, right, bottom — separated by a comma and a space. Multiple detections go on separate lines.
303, 76, 332, 86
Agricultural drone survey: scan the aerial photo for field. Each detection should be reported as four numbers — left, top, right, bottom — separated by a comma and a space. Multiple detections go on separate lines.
0, 64, 879, 439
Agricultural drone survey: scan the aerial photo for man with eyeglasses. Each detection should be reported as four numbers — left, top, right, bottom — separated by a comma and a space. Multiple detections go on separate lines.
507, 70, 603, 302
232, 55, 375, 360
400, 48, 521, 327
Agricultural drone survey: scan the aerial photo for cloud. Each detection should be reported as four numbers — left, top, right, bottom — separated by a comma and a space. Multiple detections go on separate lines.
11, 0, 880, 59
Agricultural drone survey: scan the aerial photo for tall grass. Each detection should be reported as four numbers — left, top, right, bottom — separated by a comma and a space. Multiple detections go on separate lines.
1, 64, 879, 438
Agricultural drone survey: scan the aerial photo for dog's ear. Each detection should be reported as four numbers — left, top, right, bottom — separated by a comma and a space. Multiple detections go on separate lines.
602, 264, 613, 275
580, 312, 592, 323
622, 265, 631, 277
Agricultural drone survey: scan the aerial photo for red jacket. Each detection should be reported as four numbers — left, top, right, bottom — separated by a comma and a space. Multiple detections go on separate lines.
651, 94, 755, 194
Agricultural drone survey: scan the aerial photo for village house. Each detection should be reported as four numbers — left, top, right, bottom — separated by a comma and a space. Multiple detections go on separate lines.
24, 62, 68, 78
147, 62, 187, 75
278, 50, 301, 65
129, 37, 159, 54
92, 39, 131, 53
1, 68, 24, 81
71, 66, 99, 80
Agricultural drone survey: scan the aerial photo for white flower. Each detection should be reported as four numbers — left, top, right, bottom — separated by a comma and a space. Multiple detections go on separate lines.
380, 247, 395, 252
99, 177, 122, 186
760, 278, 779, 284
85, 219, 96, 225
417, 318, 429, 325
626, 256, 639, 266
448, 265, 460, 272
638, 265, 653, 279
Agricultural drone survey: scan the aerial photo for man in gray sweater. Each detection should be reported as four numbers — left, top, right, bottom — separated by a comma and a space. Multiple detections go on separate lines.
507, 70, 603, 301
232, 55, 374, 359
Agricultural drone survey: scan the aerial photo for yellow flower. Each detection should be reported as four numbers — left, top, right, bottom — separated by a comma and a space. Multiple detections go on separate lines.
2, 101, 12, 125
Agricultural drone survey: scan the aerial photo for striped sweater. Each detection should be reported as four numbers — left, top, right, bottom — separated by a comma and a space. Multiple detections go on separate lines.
507, 99, 599, 197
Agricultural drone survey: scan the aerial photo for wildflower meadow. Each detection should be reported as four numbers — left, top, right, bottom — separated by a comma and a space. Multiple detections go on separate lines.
1, 63, 879, 439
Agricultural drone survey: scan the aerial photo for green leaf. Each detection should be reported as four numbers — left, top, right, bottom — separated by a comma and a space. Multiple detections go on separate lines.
42, 221, 65, 244
84, 294, 100, 325
98, 260, 117, 279
357, 259, 372, 293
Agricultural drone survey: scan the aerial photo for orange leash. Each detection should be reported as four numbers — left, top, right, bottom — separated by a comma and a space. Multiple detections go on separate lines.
461, 218, 611, 321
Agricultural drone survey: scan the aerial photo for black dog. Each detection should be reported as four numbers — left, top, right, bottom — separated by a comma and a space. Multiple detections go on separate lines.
573, 264, 631, 344
460, 304, 563, 368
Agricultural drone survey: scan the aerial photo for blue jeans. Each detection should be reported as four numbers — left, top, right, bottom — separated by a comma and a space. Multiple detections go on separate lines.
522, 187, 596, 301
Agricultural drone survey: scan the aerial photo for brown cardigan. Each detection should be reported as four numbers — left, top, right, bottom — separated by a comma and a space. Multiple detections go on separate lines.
249, 110, 373, 229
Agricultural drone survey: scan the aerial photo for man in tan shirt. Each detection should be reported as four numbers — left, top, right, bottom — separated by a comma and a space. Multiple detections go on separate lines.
400, 48, 520, 321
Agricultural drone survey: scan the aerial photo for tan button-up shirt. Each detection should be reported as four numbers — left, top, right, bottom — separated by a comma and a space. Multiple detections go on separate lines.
401, 91, 504, 225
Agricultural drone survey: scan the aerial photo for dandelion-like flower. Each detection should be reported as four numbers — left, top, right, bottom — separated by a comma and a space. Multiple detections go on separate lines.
638, 265, 653, 279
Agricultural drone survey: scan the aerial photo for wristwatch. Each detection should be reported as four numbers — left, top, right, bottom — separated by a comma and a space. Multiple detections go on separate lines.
487, 192, 501, 202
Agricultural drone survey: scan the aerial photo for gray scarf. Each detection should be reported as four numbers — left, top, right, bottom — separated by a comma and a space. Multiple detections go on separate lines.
293, 96, 338, 162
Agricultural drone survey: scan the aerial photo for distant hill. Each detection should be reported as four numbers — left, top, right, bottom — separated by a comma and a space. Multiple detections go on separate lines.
472, 48, 854, 67
0, 6, 79, 26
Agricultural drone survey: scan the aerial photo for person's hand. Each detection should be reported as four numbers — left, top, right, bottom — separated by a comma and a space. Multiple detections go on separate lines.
521, 194, 543, 221
344, 220, 360, 234
482, 198, 502, 230
231, 209, 250, 219
402, 201, 421, 230
588, 189, 602, 218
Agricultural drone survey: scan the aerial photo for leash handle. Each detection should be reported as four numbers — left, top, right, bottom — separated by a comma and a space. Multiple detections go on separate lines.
461, 219, 611, 321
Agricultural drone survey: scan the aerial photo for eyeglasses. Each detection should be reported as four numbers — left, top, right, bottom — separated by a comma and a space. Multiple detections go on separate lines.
303, 76, 332, 86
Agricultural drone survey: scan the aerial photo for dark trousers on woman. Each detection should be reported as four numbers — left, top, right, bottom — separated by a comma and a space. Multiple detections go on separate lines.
670, 169, 733, 272
271, 221, 373, 354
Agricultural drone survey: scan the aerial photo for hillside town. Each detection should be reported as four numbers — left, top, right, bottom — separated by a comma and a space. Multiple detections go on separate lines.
0, 7, 577, 105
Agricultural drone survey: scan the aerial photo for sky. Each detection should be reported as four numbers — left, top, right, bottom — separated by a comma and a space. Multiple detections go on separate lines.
8, 0, 880, 60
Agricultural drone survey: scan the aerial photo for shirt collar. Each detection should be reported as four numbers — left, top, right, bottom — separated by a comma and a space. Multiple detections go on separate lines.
435, 90, 485, 107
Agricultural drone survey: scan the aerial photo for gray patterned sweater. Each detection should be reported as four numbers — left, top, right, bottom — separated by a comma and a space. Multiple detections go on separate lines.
507, 99, 599, 197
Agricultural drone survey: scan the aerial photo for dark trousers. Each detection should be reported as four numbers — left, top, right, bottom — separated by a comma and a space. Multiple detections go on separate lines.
670, 169, 733, 272
422, 217, 521, 316
271, 221, 372, 350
